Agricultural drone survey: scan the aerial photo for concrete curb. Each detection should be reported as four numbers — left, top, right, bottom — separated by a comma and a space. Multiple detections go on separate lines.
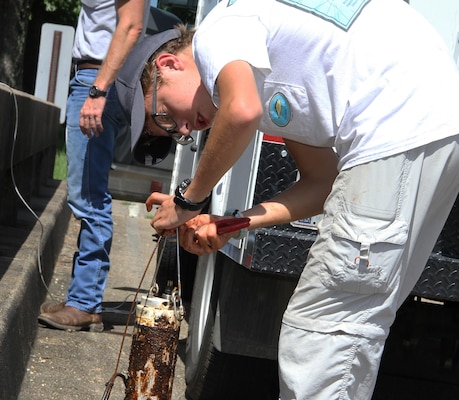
0, 180, 70, 400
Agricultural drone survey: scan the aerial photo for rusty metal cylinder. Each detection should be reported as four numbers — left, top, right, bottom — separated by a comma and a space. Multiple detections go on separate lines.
124, 296, 181, 400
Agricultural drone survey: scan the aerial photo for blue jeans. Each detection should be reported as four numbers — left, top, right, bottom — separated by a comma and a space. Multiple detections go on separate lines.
65, 68, 127, 313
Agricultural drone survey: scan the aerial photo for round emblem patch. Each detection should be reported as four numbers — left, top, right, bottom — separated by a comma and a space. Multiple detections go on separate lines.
269, 93, 291, 127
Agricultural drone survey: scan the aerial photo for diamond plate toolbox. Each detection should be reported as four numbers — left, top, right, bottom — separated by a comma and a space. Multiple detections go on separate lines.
247, 140, 459, 302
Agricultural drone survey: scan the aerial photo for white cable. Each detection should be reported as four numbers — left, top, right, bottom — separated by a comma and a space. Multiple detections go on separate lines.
0, 82, 58, 302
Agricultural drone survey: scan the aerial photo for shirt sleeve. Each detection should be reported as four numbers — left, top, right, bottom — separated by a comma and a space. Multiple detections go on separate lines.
193, 14, 272, 106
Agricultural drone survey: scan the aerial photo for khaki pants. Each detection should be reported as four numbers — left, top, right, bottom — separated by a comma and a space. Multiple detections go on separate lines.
279, 135, 459, 400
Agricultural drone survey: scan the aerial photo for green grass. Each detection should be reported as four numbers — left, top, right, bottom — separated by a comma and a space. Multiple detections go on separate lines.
53, 148, 67, 180
53, 126, 67, 180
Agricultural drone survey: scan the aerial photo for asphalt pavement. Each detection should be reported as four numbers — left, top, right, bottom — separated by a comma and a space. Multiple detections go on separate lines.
18, 196, 188, 400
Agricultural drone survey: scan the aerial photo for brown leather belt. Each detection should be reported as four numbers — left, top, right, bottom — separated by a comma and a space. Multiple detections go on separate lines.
75, 60, 103, 70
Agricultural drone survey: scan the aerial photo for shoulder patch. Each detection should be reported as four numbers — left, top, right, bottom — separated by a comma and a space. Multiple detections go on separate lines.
269, 93, 291, 127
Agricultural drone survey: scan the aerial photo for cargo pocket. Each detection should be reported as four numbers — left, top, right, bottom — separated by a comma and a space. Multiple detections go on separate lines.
320, 213, 409, 295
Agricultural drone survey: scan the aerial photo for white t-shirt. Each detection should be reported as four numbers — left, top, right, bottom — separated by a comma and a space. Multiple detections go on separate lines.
193, 0, 459, 171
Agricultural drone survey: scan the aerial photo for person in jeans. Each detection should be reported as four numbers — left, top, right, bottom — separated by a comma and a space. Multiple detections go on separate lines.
38, 0, 180, 331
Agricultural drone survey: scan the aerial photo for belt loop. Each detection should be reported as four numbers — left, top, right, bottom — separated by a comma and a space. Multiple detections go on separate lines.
70, 63, 77, 79
354, 242, 371, 268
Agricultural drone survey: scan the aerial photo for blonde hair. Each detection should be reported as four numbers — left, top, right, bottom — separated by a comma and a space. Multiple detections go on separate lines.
141, 24, 195, 94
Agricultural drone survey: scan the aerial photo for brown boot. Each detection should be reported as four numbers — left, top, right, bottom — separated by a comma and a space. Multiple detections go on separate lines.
40, 301, 65, 314
38, 306, 103, 332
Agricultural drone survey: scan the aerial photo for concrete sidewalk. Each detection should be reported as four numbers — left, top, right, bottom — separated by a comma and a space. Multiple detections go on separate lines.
0, 179, 187, 400
0, 180, 70, 400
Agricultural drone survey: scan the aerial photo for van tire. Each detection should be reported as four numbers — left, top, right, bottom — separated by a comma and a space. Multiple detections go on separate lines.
185, 253, 279, 400
155, 236, 197, 301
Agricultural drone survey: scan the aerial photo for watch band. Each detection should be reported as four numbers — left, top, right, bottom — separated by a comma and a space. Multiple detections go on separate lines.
173, 178, 211, 211
89, 85, 107, 98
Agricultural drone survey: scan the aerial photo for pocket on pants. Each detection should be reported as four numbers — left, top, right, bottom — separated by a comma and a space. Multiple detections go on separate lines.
319, 212, 409, 295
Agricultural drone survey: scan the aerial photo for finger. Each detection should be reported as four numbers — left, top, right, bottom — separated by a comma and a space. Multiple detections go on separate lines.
206, 222, 220, 249
194, 225, 215, 252
87, 116, 100, 137
194, 222, 227, 251
79, 115, 87, 130
150, 226, 175, 236
146, 193, 166, 211
79, 116, 94, 138
80, 126, 93, 139
178, 226, 207, 256
148, 192, 171, 207
180, 225, 198, 248
88, 114, 103, 134
94, 118, 103, 133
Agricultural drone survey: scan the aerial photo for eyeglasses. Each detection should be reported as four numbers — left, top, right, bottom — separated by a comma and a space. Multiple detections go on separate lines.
151, 68, 194, 146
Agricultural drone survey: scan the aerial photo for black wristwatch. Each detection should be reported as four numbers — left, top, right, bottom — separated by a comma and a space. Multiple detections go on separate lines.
89, 85, 107, 98
174, 178, 211, 211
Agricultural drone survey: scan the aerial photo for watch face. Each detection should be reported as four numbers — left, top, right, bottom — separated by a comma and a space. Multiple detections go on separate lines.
89, 86, 98, 97
89, 86, 106, 98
